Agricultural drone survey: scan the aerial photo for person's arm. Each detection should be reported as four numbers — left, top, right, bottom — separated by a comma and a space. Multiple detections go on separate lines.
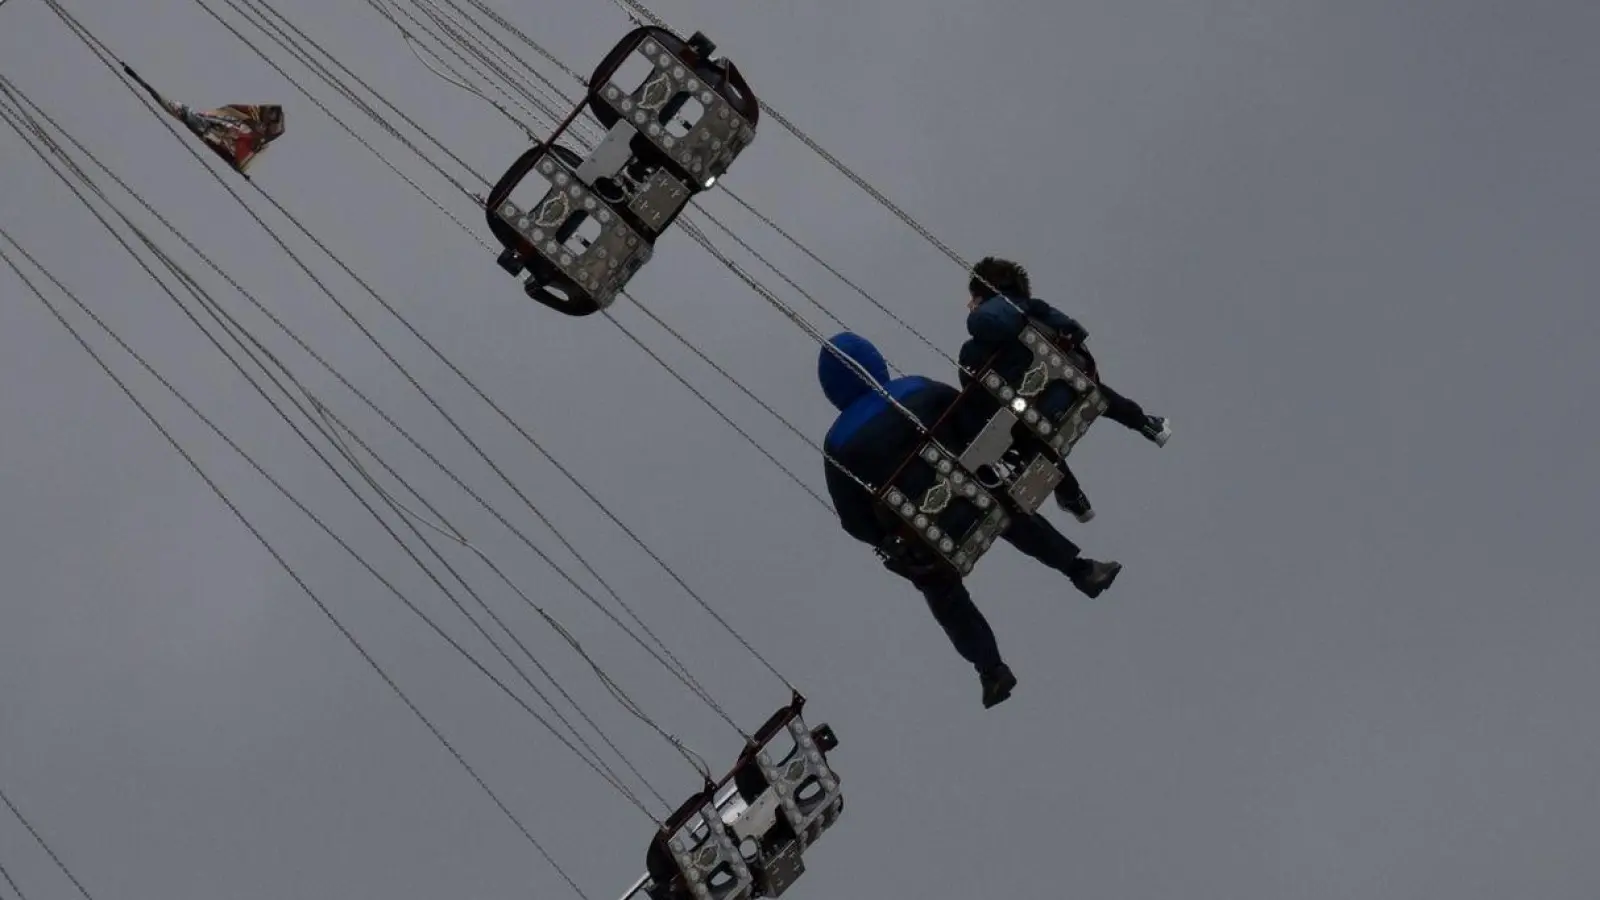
1024, 298, 1087, 344
824, 458, 888, 547
955, 339, 985, 388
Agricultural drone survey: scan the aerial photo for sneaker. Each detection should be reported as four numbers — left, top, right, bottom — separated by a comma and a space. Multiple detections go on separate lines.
1055, 485, 1095, 523
980, 664, 1018, 709
1070, 559, 1122, 598
1140, 415, 1172, 447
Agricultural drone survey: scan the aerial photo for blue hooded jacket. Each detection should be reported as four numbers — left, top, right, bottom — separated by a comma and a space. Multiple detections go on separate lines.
819, 333, 966, 547
820, 333, 939, 449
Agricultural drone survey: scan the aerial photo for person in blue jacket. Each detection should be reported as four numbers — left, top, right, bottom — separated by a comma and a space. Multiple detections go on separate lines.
958, 256, 1172, 523
819, 331, 1122, 709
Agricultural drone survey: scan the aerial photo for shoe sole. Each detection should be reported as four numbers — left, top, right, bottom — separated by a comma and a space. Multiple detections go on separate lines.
1084, 563, 1122, 598
1150, 418, 1173, 447
1057, 495, 1095, 523
983, 680, 1017, 709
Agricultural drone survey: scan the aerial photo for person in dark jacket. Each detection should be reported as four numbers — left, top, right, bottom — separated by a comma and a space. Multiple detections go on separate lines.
958, 256, 1172, 523
818, 331, 1122, 709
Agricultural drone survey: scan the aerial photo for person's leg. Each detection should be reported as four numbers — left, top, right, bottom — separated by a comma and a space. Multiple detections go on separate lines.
1009, 426, 1094, 522
910, 571, 1004, 675
908, 570, 1017, 707
1050, 457, 1094, 522
1097, 382, 1172, 446
1001, 514, 1123, 597
1001, 513, 1082, 575
1052, 457, 1082, 495
1097, 382, 1147, 430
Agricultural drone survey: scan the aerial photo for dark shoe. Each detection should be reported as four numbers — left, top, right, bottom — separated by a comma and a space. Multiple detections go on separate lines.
1055, 484, 1095, 523
1070, 559, 1122, 598
980, 664, 1017, 709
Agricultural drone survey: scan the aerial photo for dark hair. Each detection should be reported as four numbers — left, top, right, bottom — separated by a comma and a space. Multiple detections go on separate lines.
968, 256, 1031, 299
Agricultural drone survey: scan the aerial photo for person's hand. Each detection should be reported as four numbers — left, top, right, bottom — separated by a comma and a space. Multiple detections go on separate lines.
878, 534, 950, 580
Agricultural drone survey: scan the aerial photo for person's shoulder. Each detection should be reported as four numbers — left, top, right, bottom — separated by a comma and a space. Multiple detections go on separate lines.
887, 373, 950, 390
966, 295, 1024, 338
887, 375, 958, 407
822, 404, 859, 449
970, 295, 1016, 317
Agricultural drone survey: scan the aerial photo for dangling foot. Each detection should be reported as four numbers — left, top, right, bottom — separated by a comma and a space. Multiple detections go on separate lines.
1070, 559, 1122, 598
1139, 415, 1172, 447
1055, 484, 1095, 523
980, 664, 1017, 709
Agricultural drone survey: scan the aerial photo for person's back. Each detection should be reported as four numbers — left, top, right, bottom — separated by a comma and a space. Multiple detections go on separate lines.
820, 335, 947, 491
952, 289, 1098, 517
962, 256, 1170, 442
961, 293, 1088, 383
818, 332, 985, 547
816, 331, 1122, 710
957, 257, 1174, 521
961, 292, 1093, 423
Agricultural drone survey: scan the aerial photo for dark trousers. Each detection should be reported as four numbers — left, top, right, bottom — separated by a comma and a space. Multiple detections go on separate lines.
1098, 383, 1148, 432
1053, 458, 1084, 499
1011, 423, 1084, 501
1029, 382, 1144, 498
901, 514, 1084, 674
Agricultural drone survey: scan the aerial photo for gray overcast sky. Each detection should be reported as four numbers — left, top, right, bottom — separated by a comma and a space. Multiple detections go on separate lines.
3, 0, 1598, 898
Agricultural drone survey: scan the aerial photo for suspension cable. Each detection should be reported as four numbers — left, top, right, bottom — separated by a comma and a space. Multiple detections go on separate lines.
0, 75, 733, 793
0, 786, 93, 900
181, 0, 803, 705
573, 0, 1049, 356
350, 0, 967, 506
43, 3, 764, 734
0, 853, 27, 900
2, 76, 679, 817
395, 1, 993, 423
0, 232, 593, 898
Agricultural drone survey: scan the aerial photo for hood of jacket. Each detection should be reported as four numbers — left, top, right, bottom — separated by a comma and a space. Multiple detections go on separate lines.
817, 332, 890, 411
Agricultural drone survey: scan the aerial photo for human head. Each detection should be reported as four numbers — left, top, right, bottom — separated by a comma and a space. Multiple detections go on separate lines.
967, 256, 1031, 309
817, 332, 889, 411
261, 105, 285, 138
